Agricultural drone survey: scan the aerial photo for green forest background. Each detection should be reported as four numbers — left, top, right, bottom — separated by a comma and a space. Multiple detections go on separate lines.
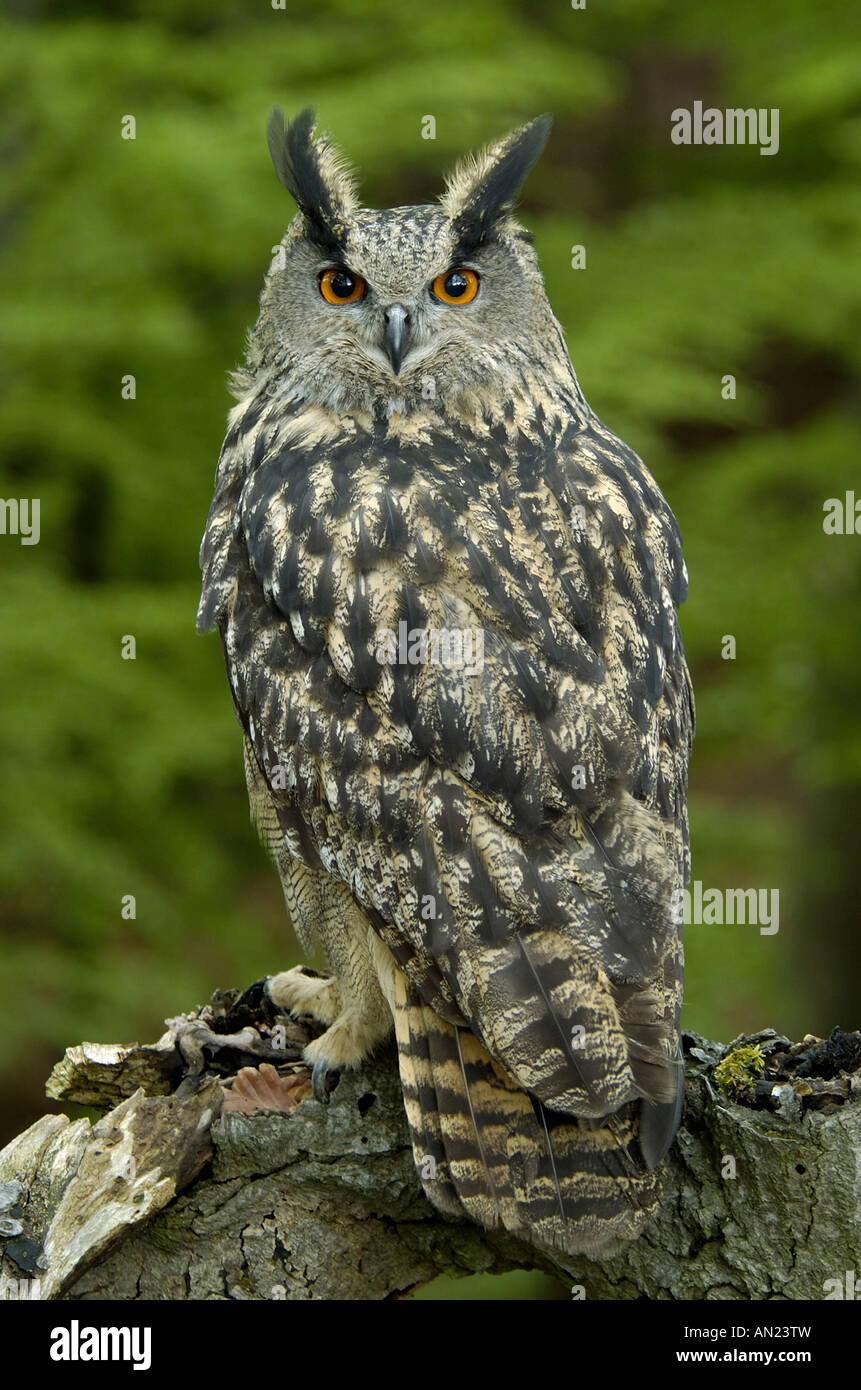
1, 0, 859, 1299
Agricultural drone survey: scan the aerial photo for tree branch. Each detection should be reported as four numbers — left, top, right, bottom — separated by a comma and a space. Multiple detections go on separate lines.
1, 1000, 858, 1300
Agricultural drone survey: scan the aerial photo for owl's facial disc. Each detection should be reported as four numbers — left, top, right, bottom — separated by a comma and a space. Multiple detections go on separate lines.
258, 204, 551, 410
314, 255, 482, 378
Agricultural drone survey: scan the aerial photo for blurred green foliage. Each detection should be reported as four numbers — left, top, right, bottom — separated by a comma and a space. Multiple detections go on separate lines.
1, 0, 859, 1297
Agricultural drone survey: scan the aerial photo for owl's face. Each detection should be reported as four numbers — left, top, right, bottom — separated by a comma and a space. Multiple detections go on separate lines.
245, 110, 569, 415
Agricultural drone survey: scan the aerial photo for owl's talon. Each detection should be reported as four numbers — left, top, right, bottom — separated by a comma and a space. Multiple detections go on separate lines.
312, 1058, 341, 1104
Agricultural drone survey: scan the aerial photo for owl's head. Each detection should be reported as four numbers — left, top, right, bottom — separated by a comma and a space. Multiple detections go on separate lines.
241, 108, 572, 416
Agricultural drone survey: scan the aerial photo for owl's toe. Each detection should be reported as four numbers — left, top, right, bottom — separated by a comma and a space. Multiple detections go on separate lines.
311, 1057, 341, 1104
265, 965, 340, 1025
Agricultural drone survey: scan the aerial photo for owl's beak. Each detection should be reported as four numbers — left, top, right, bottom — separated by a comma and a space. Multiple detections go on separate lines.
383, 304, 410, 375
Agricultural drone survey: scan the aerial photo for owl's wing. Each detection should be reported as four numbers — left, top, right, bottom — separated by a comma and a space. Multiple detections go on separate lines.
200, 397, 692, 1148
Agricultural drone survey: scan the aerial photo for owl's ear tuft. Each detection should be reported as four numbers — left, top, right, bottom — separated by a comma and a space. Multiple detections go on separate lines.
441, 114, 552, 256
267, 106, 359, 254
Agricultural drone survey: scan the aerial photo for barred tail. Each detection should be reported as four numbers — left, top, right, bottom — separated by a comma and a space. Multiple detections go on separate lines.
391, 970, 660, 1259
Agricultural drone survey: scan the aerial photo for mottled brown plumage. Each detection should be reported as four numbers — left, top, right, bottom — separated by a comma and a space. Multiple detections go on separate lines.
198, 108, 694, 1258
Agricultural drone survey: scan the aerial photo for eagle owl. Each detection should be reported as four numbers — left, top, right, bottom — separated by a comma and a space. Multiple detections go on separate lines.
198, 108, 694, 1259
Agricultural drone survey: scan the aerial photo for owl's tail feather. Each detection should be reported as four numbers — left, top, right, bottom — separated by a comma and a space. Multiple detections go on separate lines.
391, 972, 660, 1259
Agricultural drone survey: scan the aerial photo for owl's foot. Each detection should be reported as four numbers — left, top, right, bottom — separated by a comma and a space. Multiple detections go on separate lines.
265, 965, 340, 1026
256, 960, 394, 1104
264, 967, 351, 1102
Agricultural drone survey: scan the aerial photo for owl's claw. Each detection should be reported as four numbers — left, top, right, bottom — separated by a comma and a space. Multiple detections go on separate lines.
312, 1058, 341, 1104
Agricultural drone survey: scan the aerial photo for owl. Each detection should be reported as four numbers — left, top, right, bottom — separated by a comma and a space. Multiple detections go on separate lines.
197, 108, 694, 1260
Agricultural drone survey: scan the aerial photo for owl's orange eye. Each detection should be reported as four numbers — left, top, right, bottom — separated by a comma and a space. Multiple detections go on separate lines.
431, 268, 480, 305
319, 267, 366, 304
